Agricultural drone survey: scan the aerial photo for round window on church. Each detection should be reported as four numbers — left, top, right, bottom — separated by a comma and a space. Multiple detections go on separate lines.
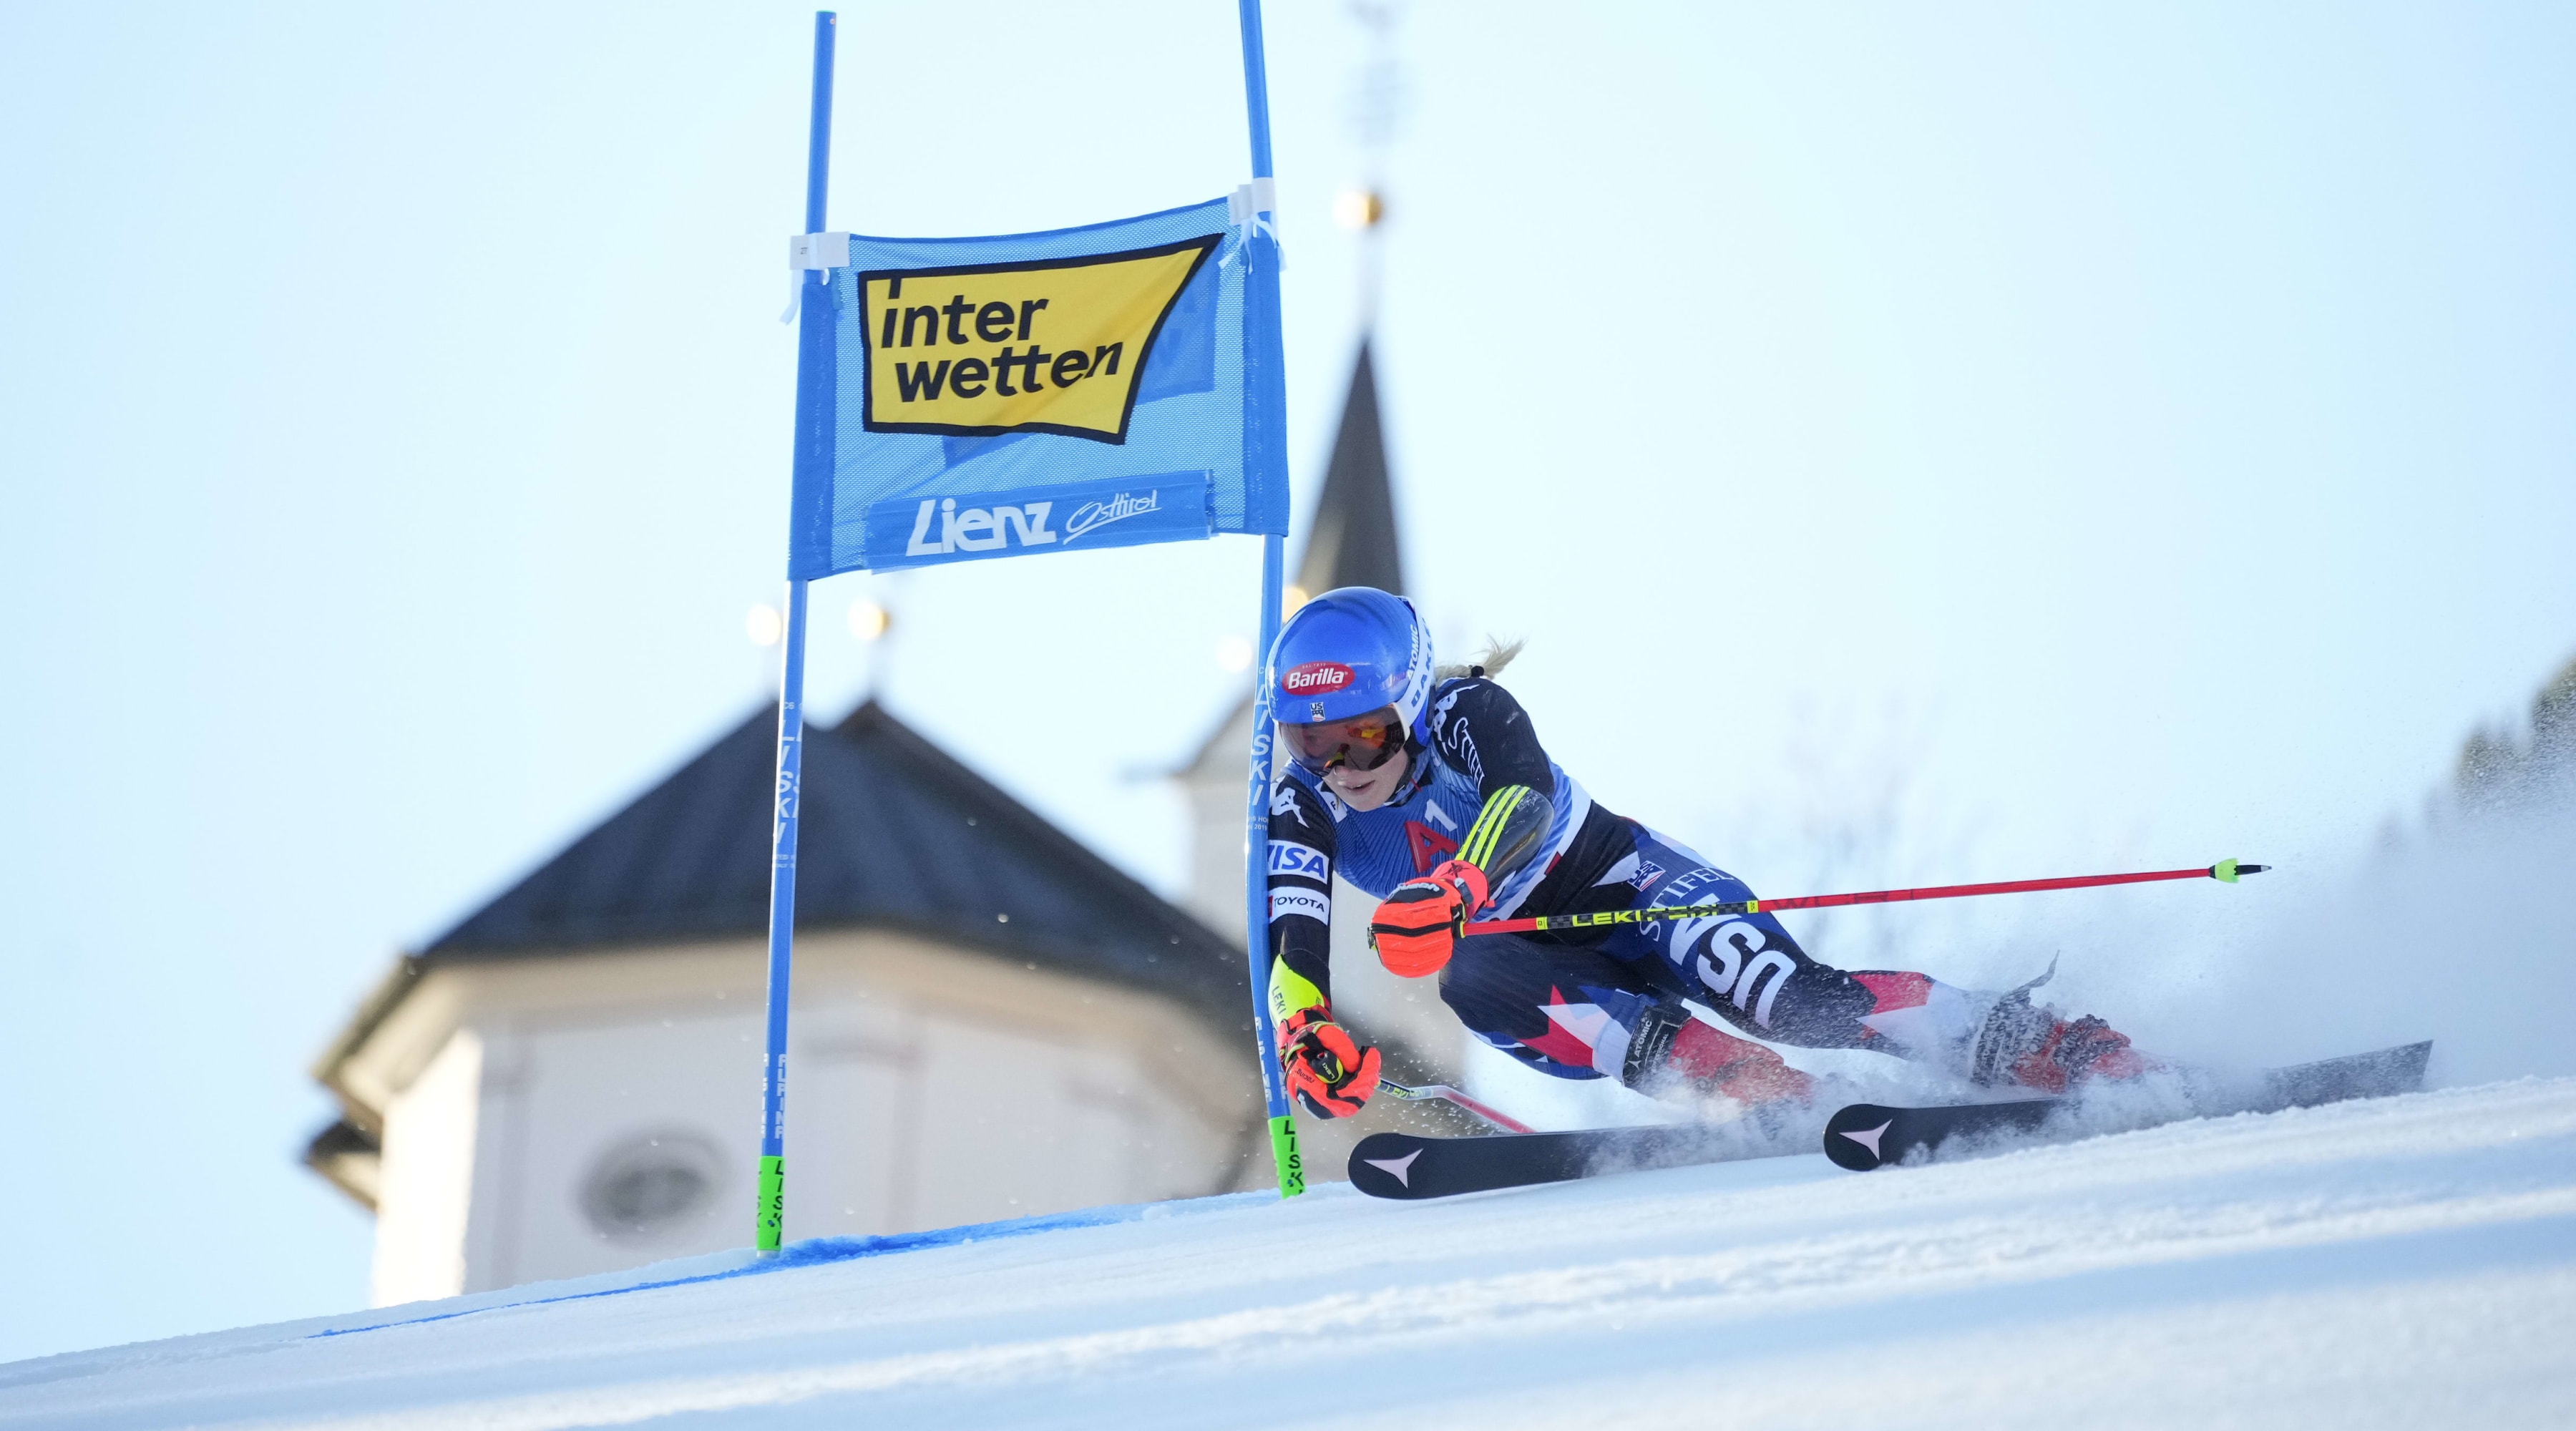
580, 1130, 726, 1242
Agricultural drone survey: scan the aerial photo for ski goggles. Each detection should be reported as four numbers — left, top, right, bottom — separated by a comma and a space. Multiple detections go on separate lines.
1279, 705, 1407, 773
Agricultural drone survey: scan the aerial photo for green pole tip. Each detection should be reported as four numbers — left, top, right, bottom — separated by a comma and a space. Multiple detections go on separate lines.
754, 1154, 786, 1251
1267, 1114, 1305, 1198
2213, 859, 2238, 882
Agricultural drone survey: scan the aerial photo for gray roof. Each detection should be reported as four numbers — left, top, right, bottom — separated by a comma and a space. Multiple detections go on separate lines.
307, 699, 1254, 1201
417, 700, 1249, 1025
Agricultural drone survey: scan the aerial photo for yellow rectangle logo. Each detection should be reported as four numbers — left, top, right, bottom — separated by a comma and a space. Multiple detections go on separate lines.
858, 234, 1219, 444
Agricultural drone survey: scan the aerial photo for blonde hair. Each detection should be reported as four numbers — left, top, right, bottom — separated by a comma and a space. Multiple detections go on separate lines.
1435, 636, 1525, 683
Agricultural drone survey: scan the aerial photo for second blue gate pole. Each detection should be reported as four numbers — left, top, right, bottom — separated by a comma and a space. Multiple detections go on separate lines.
1234, 0, 1302, 1199
758, 9, 838, 1254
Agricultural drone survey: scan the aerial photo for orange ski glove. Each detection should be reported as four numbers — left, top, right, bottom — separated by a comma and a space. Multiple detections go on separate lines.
1367, 859, 1491, 978
1277, 1006, 1381, 1118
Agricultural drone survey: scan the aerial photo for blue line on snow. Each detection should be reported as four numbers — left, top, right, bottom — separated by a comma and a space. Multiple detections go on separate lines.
310, 1191, 1277, 1339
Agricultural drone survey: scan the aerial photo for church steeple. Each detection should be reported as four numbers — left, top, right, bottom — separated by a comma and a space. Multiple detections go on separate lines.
1176, 335, 1411, 942
1180, 1, 1417, 945
1166, 3, 1465, 1126
1294, 340, 1405, 601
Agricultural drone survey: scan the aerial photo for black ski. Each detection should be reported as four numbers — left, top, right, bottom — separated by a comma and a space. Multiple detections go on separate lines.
1347, 1123, 1788, 1200
2248, 1039, 2432, 1113
1818, 1099, 2055, 1172
1347, 1041, 2433, 1198
1821, 1040, 2433, 1172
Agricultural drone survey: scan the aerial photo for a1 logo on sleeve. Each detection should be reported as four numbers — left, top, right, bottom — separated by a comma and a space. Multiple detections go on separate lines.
859, 235, 1221, 444
1404, 822, 1459, 874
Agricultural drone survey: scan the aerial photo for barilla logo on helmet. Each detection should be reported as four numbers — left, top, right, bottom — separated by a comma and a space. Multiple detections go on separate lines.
1282, 661, 1355, 695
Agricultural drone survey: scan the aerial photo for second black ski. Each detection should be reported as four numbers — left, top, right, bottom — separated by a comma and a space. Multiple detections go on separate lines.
1348, 1040, 2432, 1198
1820, 1040, 2433, 1171
1347, 1123, 1790, 1200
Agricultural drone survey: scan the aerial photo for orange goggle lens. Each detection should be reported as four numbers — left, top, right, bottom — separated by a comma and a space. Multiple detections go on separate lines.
1282, 708, 1405, 773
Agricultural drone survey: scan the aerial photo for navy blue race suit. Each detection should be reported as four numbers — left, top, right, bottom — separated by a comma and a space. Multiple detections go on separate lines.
1265, 678, 1991, 1087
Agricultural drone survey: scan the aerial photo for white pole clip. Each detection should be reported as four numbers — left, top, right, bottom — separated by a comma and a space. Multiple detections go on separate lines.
1226, 180, 1282, 269
782, 232, 852, 324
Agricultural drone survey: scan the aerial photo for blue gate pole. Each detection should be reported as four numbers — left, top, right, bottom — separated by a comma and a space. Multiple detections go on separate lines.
1234, 0, 1302, 1199
758, 9, 837, 1254
1243, 534, 1297, 1197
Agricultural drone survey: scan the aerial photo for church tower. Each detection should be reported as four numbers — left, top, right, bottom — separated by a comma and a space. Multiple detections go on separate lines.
1167, 3, 1465, 1139
1176, 338, 1405, 939
1171, 174, 1470, 1102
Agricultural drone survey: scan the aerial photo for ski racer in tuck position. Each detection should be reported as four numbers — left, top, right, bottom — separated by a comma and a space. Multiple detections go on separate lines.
1265, 586, 2150, 1122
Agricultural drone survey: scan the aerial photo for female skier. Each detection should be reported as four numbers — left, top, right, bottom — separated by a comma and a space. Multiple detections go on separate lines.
1264, 586, 2147, 1121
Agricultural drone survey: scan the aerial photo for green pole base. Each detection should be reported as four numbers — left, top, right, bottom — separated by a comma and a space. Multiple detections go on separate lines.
756, 1154, 786, 1251
1268, 1114, 1304, 1198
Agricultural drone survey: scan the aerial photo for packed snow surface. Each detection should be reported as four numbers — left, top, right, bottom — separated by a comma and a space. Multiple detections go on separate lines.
9, 1079, 2576, 1430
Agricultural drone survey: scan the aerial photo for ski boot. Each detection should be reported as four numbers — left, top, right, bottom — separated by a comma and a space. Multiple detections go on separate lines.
1969, 967, 2150, 1094
1624, 1002, 1815, 1110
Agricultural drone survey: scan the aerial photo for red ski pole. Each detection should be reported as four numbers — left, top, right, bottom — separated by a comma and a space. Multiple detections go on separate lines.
1461, 859, 2268, 937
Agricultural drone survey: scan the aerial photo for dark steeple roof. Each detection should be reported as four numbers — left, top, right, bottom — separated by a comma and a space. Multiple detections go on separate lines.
1296, 339, 1405, 597
424, 700, 1246, 1027
1179, 337, 1411, 781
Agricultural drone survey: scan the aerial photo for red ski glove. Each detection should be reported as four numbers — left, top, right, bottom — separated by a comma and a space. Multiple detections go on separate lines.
1368, 859, 1491, 978
1277, 1006, 1381, 1118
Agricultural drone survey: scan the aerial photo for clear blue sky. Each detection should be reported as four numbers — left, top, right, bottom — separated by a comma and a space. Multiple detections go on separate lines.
3, 2, 2570, 1363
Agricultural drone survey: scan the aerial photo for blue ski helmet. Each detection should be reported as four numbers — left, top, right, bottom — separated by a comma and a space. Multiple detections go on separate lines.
1267, 587, 1436, 757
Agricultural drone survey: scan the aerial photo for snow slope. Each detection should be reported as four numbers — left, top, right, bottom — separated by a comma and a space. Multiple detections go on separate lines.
9, 1078, 2575, 1430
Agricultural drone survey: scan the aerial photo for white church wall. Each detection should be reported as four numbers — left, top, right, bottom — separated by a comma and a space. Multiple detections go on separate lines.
790, 1012, 917, 1233
789, 929, 1264, 1229
346, 930, 1264, 1298
1180, 700, 1258, 939
911, 1014, 1113, 1226
476, 1005, 763, 1290
369, 1027, 482, 1306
